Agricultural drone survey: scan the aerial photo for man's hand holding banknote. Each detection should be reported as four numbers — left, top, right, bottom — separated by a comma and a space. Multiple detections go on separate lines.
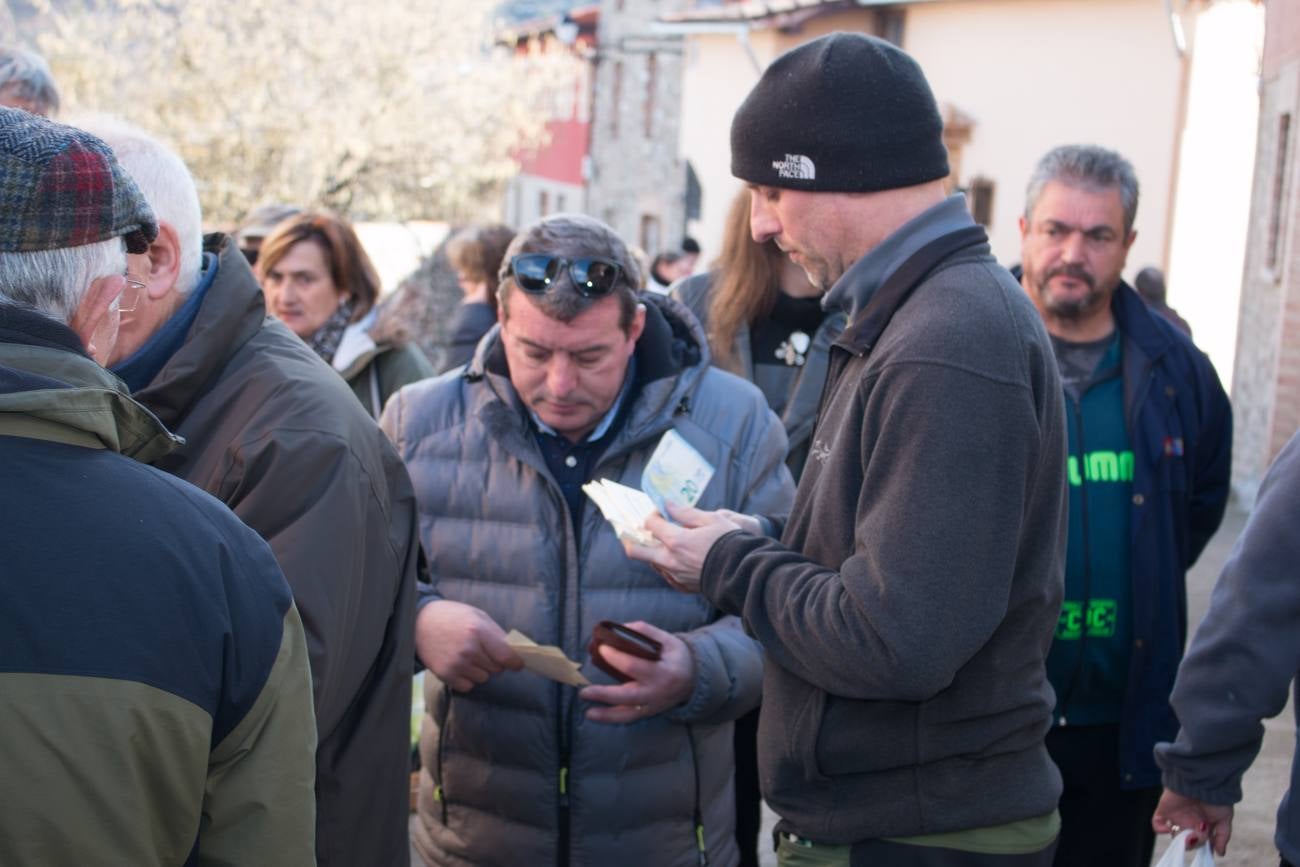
585, 429, 763, 592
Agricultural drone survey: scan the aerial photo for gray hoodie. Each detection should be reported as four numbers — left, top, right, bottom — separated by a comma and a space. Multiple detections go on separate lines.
1156, 429, 1300, 864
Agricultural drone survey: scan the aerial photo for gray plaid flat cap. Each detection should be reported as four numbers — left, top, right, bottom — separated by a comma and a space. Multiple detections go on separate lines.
0, 106, 158, 254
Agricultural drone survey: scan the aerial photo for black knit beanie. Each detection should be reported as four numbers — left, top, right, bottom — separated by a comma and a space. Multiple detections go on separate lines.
730, 32, 949, 193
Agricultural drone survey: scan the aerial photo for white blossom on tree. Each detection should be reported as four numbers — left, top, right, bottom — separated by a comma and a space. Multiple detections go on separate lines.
31, 0, 577, 223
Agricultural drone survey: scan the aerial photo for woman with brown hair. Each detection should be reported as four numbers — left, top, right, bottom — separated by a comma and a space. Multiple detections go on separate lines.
674, 187, 844, 479
672, 188, 846, 867
441, 223, 515, 372
259, 211, 434, 418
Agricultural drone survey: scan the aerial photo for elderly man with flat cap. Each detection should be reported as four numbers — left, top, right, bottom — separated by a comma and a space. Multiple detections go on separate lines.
624, 33, 1068, 866
74, 114, 420, 867
0, 108, 315, 864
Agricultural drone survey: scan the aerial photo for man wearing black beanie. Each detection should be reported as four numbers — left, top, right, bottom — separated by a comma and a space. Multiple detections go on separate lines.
623, 32, 1068, 866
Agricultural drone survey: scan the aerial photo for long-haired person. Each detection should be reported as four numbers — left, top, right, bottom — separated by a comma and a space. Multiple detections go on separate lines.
674, 187, 845, 479
672, 187, 845, 867
259, 211, 434, 417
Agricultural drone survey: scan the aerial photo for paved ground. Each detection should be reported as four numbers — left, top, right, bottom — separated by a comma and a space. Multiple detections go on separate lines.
1147, 504, 1292, 867
411, 504, 1294, 866
753, 506, 1293, 867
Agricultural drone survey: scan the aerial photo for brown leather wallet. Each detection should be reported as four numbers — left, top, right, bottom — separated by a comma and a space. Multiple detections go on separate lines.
588, 620, 663, 682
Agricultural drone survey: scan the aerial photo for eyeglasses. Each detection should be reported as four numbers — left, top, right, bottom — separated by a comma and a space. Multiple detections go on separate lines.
118, 274, 146, 314
507, 254, 624, 298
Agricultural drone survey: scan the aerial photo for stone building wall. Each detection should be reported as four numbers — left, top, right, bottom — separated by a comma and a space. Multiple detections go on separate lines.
584, 0, 688, 272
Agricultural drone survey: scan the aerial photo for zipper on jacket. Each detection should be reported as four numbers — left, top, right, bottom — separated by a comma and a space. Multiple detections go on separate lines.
557, 489, 573, 867
812, 347, 853, 443
1058, 396, 1093, 726
557, 749, 570, 867
435, 692, 451, 823
686, 726, 709, 866
526, 465, 577, 867
1125, 356, 1157, 438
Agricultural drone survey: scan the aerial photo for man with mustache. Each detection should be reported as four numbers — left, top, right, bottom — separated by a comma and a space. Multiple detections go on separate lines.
1017, 144, 1232, 867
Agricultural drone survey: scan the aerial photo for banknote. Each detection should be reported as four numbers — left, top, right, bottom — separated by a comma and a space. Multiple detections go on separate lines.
582, 478, 659, 545
641, 429, 714, 519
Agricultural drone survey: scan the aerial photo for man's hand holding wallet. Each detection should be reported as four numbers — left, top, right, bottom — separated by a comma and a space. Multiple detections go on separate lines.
579, 620, 695, 724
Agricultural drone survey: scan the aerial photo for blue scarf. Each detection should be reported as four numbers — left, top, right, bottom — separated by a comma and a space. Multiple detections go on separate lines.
112, 253, 217, 393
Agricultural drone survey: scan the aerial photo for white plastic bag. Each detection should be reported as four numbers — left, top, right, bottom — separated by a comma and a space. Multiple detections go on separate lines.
1154, 829, 1216, 867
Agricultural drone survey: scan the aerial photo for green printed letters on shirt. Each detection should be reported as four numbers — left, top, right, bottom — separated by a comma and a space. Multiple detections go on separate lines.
1067, 450, 1134, 486
1056, 599, 1119, 640
1048, 333, 1132, 725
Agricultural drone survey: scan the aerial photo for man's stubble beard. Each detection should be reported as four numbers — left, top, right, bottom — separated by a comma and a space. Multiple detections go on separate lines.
1035, 264, 1110, 321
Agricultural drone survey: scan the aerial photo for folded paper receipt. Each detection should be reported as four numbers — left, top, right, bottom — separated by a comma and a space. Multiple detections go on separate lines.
505, 630, 590, 687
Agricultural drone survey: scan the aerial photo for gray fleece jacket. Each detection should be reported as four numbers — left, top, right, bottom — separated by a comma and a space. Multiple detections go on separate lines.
701, 200, 1068, 844
1156, 429, 1300, 864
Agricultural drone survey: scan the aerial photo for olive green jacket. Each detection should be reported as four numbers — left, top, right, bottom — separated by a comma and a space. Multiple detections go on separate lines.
333, 309, 435, 419
0, 306, 317, 866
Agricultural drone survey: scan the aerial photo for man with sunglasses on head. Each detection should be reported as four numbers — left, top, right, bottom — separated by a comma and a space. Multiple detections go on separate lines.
381, 213, 795, 867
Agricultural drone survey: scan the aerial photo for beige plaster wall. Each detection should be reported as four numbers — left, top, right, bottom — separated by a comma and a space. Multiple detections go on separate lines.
680, 0, 1180, 275
902, 0, 1182, 272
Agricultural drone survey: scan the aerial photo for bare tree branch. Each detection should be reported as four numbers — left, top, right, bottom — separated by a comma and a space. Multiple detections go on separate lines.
34, 0, 574, 223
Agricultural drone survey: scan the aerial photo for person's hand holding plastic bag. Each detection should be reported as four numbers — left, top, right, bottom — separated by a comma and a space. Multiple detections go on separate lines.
1154, 829, 1216, 867
1153, 788, 1233, 856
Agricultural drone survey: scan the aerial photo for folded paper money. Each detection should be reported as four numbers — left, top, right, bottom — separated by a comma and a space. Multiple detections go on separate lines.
583, 430, 715, 546
582, 479, 659, 545
505, 630, 590, 687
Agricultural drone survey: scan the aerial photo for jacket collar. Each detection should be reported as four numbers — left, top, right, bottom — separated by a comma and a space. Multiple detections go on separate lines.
835, 224, 990, 355
332, 308, 381, 377
0, 302, 87, 354
824, 194, 976, 321
110, 252, 217, 393
1111, 280, 1175, 363
1005, 266, 1177, 364
0, 305, 181, 461
131, 233, 267, 429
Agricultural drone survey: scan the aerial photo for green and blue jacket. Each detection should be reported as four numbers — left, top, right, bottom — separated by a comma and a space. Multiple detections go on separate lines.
0, 304, 317, 865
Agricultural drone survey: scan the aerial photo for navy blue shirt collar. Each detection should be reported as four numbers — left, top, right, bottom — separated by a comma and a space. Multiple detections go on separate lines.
112, 252, 218, 393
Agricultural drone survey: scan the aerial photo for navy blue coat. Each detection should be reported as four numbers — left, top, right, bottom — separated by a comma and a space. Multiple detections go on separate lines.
1110, 282, 1232, 787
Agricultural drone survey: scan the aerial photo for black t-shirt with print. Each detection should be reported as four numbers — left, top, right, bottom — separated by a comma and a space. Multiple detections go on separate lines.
749, 293, 828, 418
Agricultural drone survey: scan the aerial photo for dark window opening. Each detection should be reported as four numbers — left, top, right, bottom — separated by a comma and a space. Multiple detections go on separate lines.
644, 53, 657, 139
969, 177, 995, 228
1267, 112, 1292, 272
640, 214, 660, 256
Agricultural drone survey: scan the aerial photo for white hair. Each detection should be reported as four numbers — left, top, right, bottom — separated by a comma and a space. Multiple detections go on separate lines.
0, 45, 60, 116
73, 114, 204, 294
0, 238, 126, 323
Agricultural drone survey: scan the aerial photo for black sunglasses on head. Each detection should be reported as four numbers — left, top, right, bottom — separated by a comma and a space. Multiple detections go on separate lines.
508, 254, 624, 298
